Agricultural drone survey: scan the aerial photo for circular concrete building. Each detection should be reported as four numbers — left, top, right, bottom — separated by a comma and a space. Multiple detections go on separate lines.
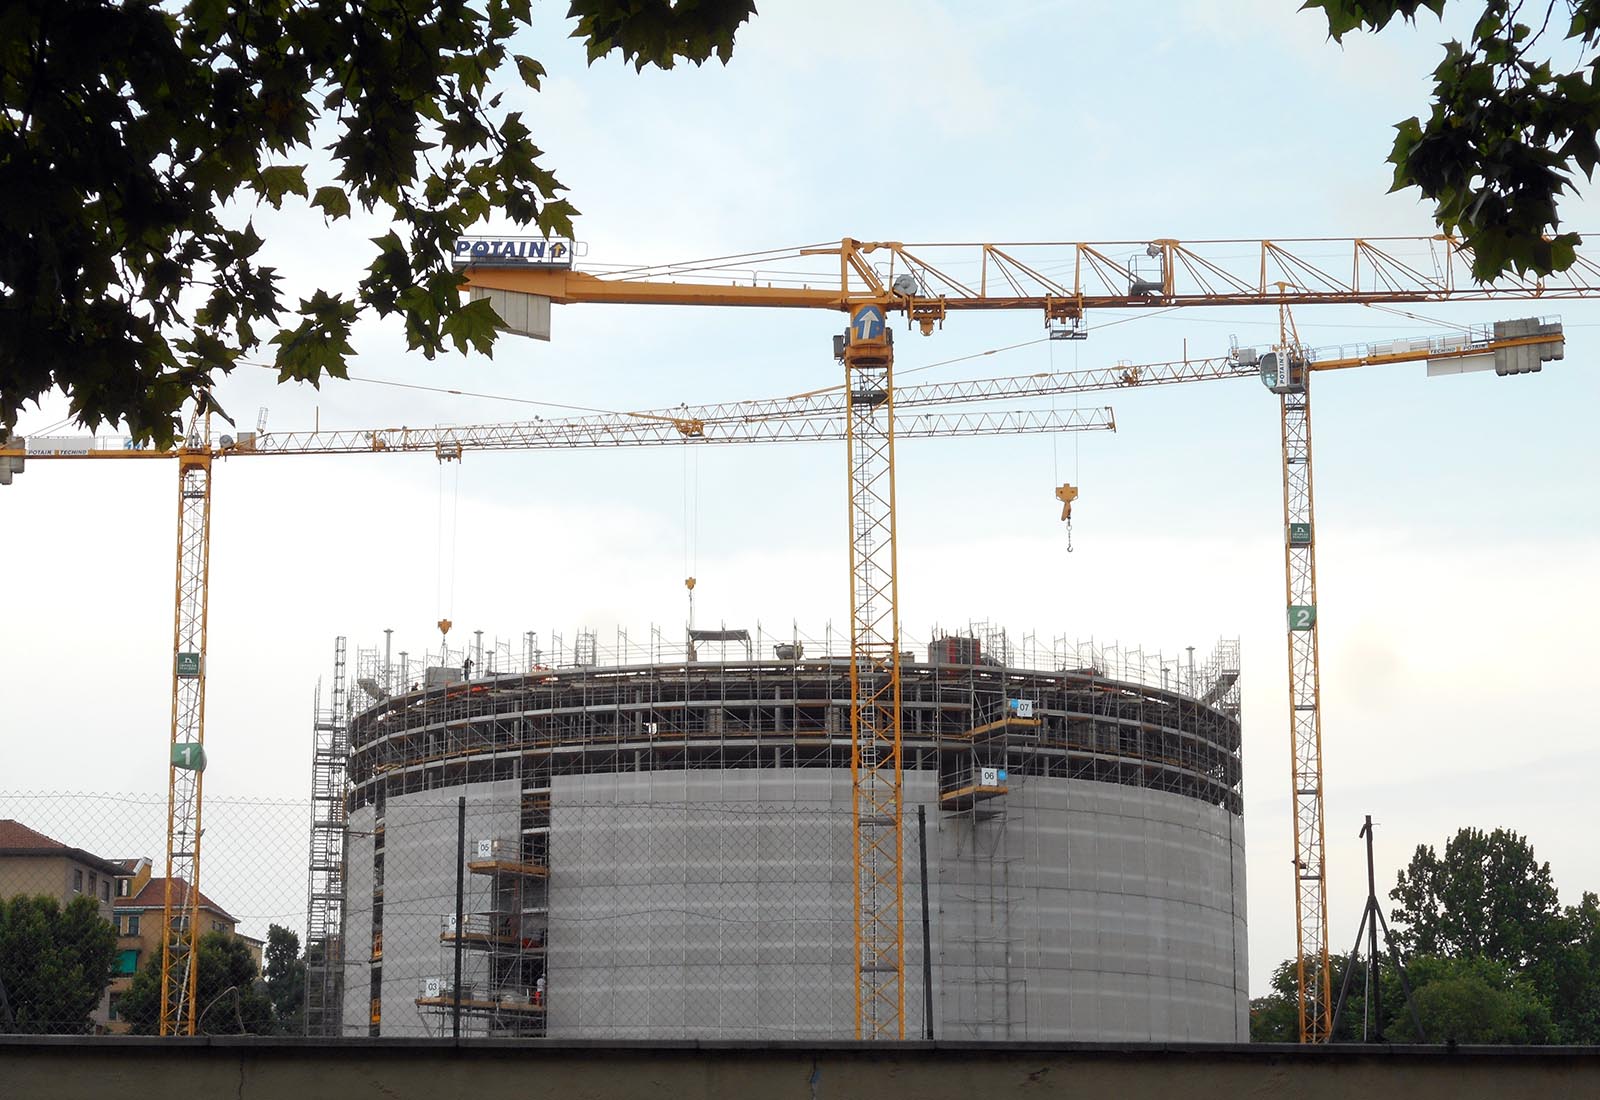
336, 632, 1247, 1042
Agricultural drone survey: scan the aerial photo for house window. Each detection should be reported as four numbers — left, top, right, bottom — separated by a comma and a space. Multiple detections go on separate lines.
212, 920, 225, 933
117, 949, 139, 975
89, 873, 97, 894
73, 869, 83, 892
117, 878, 129, 897
108, 993, 121, 1021
101, 881, 111, 903
119, 913, 140, 936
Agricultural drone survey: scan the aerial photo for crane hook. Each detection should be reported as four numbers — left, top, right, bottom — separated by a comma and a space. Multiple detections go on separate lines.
1055, 482, 1078, 553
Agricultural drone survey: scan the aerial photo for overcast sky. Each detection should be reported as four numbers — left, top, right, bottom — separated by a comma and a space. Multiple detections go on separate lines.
3, 0, 1597, 995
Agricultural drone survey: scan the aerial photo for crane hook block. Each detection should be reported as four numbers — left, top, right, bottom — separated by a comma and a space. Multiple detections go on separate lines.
1055, 483, 1079, 521
437, 618, 453, 637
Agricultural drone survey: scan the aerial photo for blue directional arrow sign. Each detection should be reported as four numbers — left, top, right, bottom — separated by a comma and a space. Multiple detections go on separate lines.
851, 305, 886, 342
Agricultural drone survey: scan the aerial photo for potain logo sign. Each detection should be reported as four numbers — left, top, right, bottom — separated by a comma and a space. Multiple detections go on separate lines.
453, 237, 575, 269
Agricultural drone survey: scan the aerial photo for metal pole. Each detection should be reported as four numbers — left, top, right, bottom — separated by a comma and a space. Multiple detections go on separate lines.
918, 804, 934, 1040
453, 796, 465, 1040
383, 629, 393, 695
1362, 815, 1382, 1040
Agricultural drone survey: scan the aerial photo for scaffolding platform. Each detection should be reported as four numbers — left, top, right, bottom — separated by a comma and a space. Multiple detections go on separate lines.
468, 858, 549, 878
415, 994, 545, 1017
951, 715, 1040, 742
939, 779, 1008, 812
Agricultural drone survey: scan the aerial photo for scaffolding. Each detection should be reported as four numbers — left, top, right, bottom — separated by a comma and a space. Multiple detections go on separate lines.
417, 836, 549, 1037
304, 636, 350, 1036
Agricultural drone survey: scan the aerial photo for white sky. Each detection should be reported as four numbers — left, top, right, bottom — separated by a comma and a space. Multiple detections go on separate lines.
2, 0, 1597, 995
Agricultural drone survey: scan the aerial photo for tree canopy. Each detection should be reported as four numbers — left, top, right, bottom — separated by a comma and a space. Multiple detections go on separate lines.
1389, 825, 1561, 968
1305, 0, 1600, 280
264, 923, 305, 1034
0, 0, 754, 447
1250, 952, 1364, 1042
1254, 825, 1600, 1044
117, 930, 273, 1034
0, 895, 117, 1034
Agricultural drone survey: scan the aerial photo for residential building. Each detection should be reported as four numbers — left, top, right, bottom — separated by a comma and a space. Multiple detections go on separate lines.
0, 819, 125, 1031
108, 873, 242, 1031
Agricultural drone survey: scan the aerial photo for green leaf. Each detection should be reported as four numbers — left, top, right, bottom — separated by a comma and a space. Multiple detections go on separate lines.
514, 54, 546, 89
312, 185, 352, 219
255, 164, 309, 208
439, 295, 503, 355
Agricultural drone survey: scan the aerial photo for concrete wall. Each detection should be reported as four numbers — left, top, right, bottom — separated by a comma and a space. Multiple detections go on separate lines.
342, 804, 373, 1035
549, 770, 865, 1040
546, 769, 1246, 1042
343, 784, 522, 1037
5, 1038, 1598, 1100
933, 779, 1247, 1042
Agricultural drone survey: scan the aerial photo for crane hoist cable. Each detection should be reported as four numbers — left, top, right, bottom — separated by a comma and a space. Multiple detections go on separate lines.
436, 457, 462, 644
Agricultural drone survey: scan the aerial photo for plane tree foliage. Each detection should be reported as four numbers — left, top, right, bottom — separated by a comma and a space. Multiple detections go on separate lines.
1304, 0, 1600, 280
0, 0, 754, 447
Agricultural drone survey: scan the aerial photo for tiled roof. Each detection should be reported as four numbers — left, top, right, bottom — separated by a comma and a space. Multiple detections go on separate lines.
0, 819, 126, 876
116, 876, 237, 924
0, 819, 67, 849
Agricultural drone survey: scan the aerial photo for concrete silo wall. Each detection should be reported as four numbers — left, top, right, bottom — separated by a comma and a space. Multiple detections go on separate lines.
545, 769, 1246, 1042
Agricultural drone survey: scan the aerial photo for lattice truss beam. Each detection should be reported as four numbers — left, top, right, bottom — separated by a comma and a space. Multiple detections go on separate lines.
160, 451, 211, 1036
844, 341, 906, 1040
1280, 383, 1331, 1043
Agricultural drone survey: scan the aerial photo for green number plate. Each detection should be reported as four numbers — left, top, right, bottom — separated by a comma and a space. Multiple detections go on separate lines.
171, 743, 206, 772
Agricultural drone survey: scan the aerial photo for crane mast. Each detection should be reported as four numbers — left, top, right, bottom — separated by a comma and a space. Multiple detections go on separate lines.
160, 439, 212, 1036
1265, 324, 1333, 1043
840, 308, 906, 1038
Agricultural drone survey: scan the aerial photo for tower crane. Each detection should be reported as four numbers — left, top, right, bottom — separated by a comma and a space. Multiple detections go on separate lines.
459, 233, 1588, 1041
0, 393, 1113, 1036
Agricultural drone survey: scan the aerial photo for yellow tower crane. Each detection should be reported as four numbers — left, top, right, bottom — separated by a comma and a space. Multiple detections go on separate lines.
0, 393, 1113, 1035
459, 233, 1587, 1041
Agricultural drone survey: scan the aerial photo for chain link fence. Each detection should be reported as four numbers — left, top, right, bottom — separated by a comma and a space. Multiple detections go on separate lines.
1, 782, 1248, 1041
0, 790, 941, 1039
0, 792, 308, 1035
